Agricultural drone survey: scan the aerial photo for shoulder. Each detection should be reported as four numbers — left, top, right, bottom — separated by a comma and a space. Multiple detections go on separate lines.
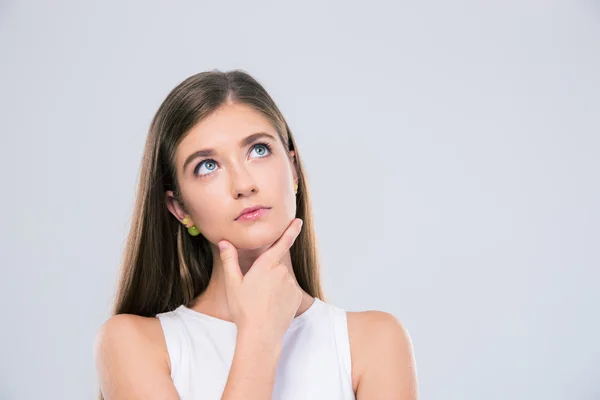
94, 314, 174, 398
94, 313, 166, 357
94, 313, 168, 364
346, 310, 413, 366
346, 310, 416, 398
347, 310, 410, 341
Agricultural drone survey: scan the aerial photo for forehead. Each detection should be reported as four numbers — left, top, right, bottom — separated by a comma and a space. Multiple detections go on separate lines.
180, 103, 276, 149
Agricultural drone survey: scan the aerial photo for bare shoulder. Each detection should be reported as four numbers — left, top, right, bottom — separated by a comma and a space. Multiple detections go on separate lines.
94, 314, 178, 400
346, 310, 413, 370
94, 314, 167, 362
347, 310, 417, 399
95, 313, 165, 341
347, 310, 410, 341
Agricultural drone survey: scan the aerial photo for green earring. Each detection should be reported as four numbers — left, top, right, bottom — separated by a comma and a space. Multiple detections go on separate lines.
182, 216, 200, 236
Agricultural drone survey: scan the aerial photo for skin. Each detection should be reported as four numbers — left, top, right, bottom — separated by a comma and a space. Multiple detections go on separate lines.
94, 102, 418, 399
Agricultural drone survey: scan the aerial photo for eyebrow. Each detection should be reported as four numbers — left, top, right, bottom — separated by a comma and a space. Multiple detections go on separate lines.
182, 132, 277, 172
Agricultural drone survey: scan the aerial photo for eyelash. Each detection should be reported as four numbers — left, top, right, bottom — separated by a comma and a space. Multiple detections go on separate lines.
193, 142, 273, 177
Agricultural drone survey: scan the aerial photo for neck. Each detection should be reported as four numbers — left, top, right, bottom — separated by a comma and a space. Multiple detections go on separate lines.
188, 242, 314, 322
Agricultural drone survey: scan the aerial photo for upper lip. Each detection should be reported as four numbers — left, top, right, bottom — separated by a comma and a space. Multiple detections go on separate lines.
235, 204, 270, 220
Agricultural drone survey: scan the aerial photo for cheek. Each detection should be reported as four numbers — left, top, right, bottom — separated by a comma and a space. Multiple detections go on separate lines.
269, 166, 297, 217
266, 157, 294, 188
184, 192, 231, 244
267, 169, 291, 193
179, 183, 224, 224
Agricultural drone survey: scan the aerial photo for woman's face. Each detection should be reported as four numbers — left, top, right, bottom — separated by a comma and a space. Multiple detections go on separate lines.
166, 102, 298, 250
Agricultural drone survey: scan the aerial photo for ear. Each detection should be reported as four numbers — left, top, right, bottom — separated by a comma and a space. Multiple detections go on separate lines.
165, 190, 191, 224
289, 150, 298, 184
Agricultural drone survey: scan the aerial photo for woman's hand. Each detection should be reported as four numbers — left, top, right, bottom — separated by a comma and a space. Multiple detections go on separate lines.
218, 218, 304, 344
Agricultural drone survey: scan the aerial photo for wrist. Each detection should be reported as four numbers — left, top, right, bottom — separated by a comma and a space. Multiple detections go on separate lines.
236, 328, 283, 354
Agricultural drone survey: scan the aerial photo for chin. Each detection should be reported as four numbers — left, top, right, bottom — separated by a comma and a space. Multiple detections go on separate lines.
231, 221, 286, 250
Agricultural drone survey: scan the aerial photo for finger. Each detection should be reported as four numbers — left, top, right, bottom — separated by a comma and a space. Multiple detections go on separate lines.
218, 240, 242, 286
257, 218, 303, 268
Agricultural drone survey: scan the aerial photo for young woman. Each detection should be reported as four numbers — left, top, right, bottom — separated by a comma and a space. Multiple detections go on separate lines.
94, 70, 418, 399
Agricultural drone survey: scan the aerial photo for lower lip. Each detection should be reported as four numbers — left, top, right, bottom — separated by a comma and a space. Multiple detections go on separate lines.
236, 208, 270, 221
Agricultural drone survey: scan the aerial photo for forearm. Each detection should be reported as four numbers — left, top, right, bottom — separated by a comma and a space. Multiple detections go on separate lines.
220, 331, 282, 400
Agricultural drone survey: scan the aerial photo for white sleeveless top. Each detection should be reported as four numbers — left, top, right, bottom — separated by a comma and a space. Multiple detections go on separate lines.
156, 297, 356, 400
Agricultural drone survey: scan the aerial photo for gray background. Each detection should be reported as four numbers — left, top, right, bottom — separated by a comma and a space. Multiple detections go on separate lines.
1, 1, 599, 399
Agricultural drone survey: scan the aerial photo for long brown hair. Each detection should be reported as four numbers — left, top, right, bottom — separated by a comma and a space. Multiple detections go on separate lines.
111, 69, 325, 319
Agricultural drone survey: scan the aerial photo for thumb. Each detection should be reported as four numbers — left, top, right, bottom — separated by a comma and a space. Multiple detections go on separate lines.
218, 240, 242, 286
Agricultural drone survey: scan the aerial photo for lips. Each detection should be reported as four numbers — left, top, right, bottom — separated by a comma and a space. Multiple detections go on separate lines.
236, 205, 270, 220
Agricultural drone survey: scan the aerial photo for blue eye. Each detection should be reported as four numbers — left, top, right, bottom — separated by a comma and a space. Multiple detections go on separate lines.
250, 143, 271, 158
194, 160, 217, 177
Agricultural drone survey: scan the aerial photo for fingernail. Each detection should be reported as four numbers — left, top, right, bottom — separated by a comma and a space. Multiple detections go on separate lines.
218, 241, 228, 250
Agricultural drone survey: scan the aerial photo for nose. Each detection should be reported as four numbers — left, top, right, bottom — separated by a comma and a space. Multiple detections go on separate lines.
230, 164, 258, 199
